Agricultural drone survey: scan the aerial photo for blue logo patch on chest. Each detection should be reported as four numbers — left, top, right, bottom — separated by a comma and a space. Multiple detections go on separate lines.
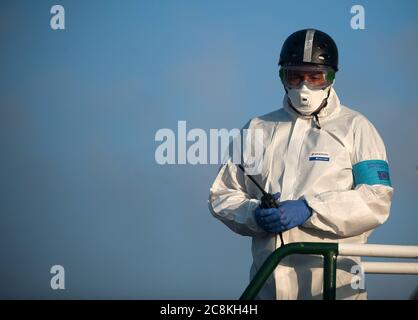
309, 152, 330, 162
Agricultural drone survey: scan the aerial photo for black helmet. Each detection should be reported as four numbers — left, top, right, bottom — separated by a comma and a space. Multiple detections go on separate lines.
279, 29, 339, 71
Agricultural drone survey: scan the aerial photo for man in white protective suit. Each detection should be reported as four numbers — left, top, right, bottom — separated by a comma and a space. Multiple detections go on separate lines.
208, 28, 394, 300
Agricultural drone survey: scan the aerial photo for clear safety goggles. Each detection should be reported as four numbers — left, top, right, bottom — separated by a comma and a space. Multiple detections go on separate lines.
279, 65, 335, 90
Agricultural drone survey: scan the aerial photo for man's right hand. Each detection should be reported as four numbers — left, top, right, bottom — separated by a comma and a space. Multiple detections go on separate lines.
255, 192, 284, 233
255, 207, 286, 233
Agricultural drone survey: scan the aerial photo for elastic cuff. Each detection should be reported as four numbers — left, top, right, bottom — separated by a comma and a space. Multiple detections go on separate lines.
301, 195, 317, 227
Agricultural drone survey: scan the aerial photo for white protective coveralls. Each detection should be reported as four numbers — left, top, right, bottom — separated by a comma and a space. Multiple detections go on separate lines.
208, 88, 393, 299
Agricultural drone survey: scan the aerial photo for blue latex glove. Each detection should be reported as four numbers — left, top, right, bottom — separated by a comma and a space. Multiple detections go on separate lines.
254, 193, 283, 233
255, 198, 312, 233
278, 200, 313, 230
255, 207, 284, 233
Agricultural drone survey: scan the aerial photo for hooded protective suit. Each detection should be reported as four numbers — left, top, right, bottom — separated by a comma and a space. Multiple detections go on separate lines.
208, 88, 393, 299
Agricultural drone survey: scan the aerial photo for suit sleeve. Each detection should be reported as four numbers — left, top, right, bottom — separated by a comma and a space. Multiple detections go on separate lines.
208, 160, 266, 237
208, 119, 268, 237
303, 116, 394, 238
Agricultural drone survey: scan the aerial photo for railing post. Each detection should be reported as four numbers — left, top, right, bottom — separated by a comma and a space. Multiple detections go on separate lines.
239, 242, 339, 300
323, 250, 337, 300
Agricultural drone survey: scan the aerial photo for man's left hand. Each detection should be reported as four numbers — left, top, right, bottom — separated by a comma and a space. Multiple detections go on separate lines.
278, 200, 313, 231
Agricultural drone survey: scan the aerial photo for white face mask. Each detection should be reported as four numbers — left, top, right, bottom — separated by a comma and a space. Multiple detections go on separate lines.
287, 84, 331, 115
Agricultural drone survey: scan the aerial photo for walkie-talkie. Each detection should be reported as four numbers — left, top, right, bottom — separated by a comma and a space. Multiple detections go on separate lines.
237, 164, 284, 246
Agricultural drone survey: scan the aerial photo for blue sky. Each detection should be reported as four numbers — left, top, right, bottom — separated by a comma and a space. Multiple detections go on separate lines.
0, 0, 417, 299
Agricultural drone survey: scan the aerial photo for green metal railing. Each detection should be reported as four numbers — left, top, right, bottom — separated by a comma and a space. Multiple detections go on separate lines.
239, 242, 339, 300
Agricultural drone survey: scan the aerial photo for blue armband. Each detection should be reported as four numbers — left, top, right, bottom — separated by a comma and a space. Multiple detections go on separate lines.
352, 160, 392, 187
